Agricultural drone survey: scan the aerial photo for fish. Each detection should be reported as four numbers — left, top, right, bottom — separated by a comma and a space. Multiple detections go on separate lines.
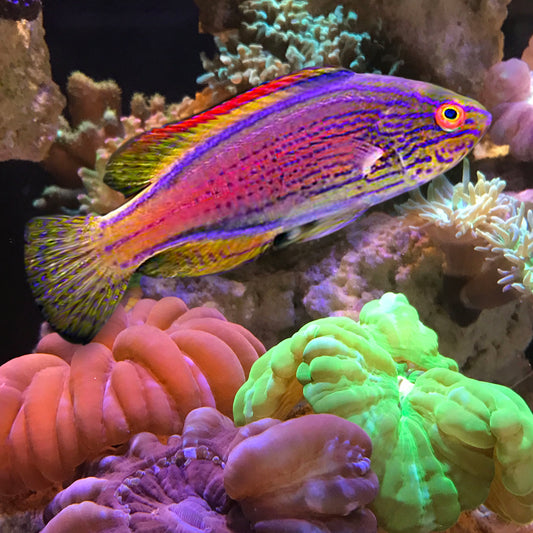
25, 67, 491, 343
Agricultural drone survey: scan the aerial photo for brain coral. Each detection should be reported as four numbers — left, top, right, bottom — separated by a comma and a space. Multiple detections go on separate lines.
0, 296, 264, 497
234, 292, 533, 533
42, 407, 379, 532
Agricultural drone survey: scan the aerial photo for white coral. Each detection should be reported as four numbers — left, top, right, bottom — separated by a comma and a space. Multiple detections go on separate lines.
400, 161, 510, 238
400, 161, 533, 297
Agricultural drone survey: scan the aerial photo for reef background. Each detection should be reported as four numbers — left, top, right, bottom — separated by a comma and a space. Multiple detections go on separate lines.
0, 0, 215, 360
1, 0, 533, 361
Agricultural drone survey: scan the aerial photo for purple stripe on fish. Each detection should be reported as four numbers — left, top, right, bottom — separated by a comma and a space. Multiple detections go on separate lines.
104, 68, 491, 277
113, 70, 360, 213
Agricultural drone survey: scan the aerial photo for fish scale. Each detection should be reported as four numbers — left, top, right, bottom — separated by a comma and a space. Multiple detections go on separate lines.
25, 67, 491, 342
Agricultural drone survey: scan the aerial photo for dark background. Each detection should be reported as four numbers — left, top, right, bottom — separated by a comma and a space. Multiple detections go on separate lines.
1, 0, 532, 360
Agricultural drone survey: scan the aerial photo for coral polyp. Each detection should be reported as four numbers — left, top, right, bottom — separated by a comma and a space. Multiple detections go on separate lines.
42, 408, 379, 532
400, 162, 533, 310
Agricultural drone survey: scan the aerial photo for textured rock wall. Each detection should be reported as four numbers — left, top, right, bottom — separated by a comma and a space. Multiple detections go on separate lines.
0, 15, 64, 162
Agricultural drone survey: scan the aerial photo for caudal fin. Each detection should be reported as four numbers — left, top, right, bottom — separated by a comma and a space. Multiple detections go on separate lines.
24, 214, 131, 343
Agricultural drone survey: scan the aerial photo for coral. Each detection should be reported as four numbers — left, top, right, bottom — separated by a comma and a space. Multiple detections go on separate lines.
196, 0, 396, 106
37, 71, 214, 215
41, 72, 123, 189
234, 292, 533, 533
399, 162, 533, 310
224, 411, 378, 531
480, 57, 533, 161
0, 13, 65, 162
42, 407, 379, 532
0, 0, 41, 21
195, 0, 509, 96
0, 297, 263, 497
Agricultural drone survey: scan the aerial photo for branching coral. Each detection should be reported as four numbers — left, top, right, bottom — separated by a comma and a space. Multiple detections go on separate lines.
0, 297, 263, 497
40, 72, 123, 189
399, 162, 533, 311
42, 407, 379, 532
36, 70, 218, 215
234, 292, 533, 533
197, 0, 381, 102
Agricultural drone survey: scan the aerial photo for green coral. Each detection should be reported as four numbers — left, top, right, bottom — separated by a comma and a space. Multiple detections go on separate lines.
234, 293, 533, 533
198, 0, 398, 102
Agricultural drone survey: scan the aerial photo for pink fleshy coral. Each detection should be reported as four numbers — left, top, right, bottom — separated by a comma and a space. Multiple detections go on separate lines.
42, 407, 379, 532
481, 57, 533, 161
0, 297, 263, 497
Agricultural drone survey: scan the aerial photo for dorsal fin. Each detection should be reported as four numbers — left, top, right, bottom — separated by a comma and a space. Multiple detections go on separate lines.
103, 67, 350, 197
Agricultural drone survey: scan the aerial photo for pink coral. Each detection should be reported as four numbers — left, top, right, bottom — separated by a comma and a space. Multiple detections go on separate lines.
42, 407, 379, 532
0, 297, 263, 497
225, 412, 379, 532
481, 57, 533, 160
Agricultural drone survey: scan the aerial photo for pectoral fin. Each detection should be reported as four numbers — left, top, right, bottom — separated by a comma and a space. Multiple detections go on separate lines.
273, 210, 364, 249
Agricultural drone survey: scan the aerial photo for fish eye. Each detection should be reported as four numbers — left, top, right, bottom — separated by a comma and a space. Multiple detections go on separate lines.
435, 102, 466, 132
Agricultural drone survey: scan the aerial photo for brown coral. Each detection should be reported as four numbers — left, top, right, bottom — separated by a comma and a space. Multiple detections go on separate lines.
0, 297, 263, 497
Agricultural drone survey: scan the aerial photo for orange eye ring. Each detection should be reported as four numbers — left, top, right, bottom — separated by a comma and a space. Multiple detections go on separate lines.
435, 102, 466, 131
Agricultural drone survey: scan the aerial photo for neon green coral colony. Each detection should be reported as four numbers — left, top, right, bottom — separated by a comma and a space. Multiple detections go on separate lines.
233, 292, 533, 533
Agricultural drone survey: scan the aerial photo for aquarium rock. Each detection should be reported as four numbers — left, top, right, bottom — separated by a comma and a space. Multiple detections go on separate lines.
0, 14, 64, 162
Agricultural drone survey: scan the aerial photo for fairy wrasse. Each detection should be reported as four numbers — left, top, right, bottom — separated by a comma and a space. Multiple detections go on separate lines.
25, 67, 491, 342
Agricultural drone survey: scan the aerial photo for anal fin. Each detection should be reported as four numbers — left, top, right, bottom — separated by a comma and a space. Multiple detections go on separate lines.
139, 231, 278, 277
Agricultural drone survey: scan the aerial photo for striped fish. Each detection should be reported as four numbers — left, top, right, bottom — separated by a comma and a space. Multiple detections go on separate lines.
25, 67, 491, 342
